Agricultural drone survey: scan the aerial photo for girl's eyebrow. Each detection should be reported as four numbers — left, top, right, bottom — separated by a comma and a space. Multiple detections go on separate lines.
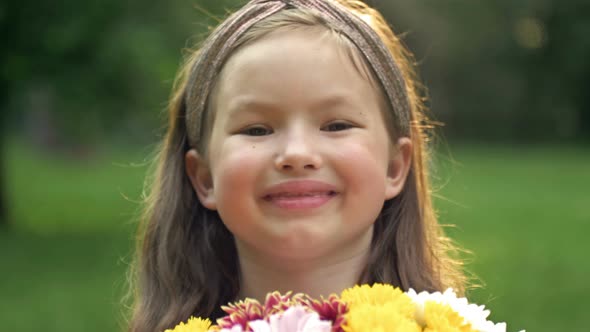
227, 98, 278, 117
227, 95, 360, 116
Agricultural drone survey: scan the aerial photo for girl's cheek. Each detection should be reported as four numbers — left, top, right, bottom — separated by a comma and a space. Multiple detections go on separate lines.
212, 143, 268, 187
333, 138, 389, 166
332, 140, 390, 188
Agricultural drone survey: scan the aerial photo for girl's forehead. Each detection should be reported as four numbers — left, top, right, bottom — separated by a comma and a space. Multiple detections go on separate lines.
218, 28, 377, 94
222, 28, 341, 73
217, 30, 372, 97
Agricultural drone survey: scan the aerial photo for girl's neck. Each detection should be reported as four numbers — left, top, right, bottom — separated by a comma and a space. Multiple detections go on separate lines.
235, 234, 371, 302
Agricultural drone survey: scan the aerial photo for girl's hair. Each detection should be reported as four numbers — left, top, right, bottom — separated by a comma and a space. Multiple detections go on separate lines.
127, 1, 466, 331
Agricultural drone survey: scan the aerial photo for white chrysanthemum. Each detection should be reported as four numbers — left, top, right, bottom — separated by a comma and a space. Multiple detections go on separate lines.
248, 306, 332, 332
407, 288, 510, 332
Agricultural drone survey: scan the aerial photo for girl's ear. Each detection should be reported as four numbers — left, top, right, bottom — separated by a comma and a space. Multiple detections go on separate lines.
385, 137, 413, 200
185, 149, 217, 210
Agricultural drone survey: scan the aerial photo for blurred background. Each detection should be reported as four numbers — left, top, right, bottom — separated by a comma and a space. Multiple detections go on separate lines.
1, 0, 588, 331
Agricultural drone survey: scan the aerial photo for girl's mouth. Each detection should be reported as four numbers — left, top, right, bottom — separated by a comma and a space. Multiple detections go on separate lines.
262, 180, 339, 210
263, 191, 338, 210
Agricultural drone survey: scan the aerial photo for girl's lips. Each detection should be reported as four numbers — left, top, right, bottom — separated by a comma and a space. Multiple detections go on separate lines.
264, 192, 337, 209
262, 180, 338, 210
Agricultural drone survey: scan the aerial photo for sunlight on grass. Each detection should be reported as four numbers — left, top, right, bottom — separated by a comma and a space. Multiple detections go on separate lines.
4, 140, 151, 233
1, 141, 588, 332
433, 145, 590, 332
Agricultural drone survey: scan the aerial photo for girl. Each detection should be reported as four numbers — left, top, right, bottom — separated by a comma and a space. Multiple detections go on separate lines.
127, 0, 466, 331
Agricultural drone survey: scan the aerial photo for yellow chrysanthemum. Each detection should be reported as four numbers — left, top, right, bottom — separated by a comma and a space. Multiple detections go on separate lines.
341, 284, 420, 332
164, 316, 213, 332
342, 302, 421, 332
341, 283, 415, 319
423, 302, 476, 332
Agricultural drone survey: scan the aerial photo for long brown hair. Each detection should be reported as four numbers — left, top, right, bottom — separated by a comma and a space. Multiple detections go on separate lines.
127, 1, 466, 331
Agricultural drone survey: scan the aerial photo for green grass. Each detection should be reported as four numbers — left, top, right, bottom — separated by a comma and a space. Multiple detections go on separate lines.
432, 145, 590, 332
0, 230, 132, 331
1, 140, 149, 331
3, 140, 151, 233
1, 140, 588, 331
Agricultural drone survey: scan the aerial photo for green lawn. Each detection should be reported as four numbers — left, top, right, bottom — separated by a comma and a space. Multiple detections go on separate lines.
1, 141, 588, 332
1, 140, 148, 331
432, 145, 590, 332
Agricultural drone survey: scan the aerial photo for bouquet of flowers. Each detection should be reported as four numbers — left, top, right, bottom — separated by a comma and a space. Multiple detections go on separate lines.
166, 284, 522, 332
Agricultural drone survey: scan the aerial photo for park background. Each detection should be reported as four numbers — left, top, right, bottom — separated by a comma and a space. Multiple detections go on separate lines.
1, 0, 588, 331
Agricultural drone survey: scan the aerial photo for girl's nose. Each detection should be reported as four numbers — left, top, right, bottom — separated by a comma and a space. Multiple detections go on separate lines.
274, 130, 323, 172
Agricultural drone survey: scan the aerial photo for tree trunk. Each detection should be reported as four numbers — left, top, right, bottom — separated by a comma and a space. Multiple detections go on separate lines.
0, 139, 5, 227
0, 166, 4, 226
0, 88, 7, 227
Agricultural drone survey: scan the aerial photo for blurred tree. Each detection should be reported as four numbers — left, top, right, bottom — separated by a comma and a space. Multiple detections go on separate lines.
0, 157, 5, 227
379, 0, 590, 142
2, 0, 589, 146
0, 140, 4, 227
2, 0, 241, 147
521, 2, 590, 141
1, 1, 7, 226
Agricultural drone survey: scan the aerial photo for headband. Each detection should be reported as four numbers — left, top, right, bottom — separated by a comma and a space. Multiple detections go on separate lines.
185, 0, 411, 148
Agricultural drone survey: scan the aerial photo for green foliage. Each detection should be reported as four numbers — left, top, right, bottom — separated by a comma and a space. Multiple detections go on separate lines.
1, 0, 242, 142
2, 0, 589, 143
377, 0, 590, 141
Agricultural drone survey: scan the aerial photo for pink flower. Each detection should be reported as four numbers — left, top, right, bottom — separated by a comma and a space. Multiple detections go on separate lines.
249, 306, 332, 332
218, 299, 265, 331
219, 326, 245, 332
216, 292, 344, 331
263, 291, 301, 317
303, 294, 348, 332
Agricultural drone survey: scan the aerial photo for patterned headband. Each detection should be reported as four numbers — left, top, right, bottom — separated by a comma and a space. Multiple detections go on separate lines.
184, 0, 411, 148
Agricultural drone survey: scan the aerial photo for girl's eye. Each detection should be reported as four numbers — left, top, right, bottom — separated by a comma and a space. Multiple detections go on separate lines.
322, 122, 354, 132
242, 126, 273, 136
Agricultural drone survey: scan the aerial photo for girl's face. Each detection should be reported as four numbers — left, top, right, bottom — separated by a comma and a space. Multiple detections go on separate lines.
187, 28, 411, 263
